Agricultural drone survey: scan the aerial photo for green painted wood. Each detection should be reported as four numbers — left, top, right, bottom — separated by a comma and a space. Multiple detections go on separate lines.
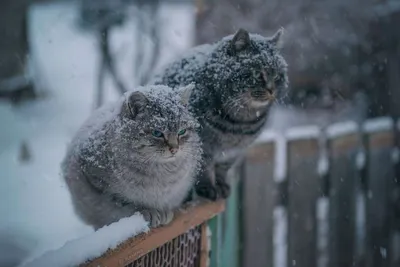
209, 209, 223, 267
209, 164, 243, 267
220, 167, 242, 267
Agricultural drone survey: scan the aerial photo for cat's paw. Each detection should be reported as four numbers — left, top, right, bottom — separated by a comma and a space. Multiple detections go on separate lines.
195, 180, 231, 200
141, 209, 174, 228
216, 180, 231, 199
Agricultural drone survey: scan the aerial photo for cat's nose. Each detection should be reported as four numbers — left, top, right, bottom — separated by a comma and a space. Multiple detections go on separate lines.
169, 147, 178, 154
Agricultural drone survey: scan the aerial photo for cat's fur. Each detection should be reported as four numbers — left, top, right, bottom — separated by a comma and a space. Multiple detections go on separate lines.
152, 28, 288, 200
62, 85, 202, 230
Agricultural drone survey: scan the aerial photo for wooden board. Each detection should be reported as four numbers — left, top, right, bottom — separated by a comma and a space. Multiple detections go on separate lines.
328, 133, 360, 267
365, 131, 395, 267
242, 142, 276, 267
287, 138, 319, 267
82, 200, 225, 267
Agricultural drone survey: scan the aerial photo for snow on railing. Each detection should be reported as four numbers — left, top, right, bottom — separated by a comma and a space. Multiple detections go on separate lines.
22, 201, 224, 267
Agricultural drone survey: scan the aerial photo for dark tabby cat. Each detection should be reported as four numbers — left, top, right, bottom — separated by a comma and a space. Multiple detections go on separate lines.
62, 85, 202, 229
152, 28, 288, 200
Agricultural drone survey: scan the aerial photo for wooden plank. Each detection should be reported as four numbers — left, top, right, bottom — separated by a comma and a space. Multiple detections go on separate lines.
200, 222, 208, 267
82, 200, 225, 267
365, 130, 395, 267
392, 120, 400, 267
287, 138, 319, 267
220, 165, 242, 267
209, 211, 223, 267
242, 142, 276, 267
328, 133, 360, 267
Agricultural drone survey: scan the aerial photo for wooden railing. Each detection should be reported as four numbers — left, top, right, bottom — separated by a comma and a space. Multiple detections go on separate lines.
82, 200, 225, 267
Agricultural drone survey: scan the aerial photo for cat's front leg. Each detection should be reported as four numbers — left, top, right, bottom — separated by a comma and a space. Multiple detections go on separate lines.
214, 159, 237, 198
194, 156, 220, 200
195, 160, 233, 200
141, 209, 174, 228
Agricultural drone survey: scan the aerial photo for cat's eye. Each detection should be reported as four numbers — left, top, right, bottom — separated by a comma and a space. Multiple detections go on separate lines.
178, 129, 187, 136
152, 130, 164, 138
274, 74, 280, 81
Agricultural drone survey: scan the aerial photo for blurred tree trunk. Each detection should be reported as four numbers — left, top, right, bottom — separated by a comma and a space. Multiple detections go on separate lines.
0, 0, 55, 103
0, 0, 32, 103
133, 0, 161, 86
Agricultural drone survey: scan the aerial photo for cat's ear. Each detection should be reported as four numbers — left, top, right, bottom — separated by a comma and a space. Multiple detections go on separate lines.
178, 83, 194, 107
126, 91, 148, 118
230, 28, 251, 53
269, 27, 284, 49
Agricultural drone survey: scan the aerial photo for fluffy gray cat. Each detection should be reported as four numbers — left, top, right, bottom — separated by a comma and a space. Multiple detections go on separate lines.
152, 28, 288, 200
62, 84, 202, 230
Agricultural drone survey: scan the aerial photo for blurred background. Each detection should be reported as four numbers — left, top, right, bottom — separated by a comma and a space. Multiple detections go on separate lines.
0, 0, 399, 266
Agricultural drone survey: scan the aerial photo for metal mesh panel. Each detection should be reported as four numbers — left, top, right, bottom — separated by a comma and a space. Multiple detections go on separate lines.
125, 225, 202, 267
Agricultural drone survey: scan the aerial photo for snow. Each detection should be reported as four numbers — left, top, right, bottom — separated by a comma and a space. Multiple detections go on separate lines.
20, 214, 149, 267
274, 135, 287, 183
392, 147, 400, 163
326, 121, 358, 139
317, 153, 329, 176
355, 191, 366, 258
285, 125, 321, 141
316, 198, 329, 267
356, 149, 366, 170
255, 129, 277, 143
273, 206, 288, 267
362, 117, 393, 133
0, 2, 194, 266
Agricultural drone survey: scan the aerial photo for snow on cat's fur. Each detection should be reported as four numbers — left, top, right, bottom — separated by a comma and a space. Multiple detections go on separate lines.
62, 84, 202, 229
152, 28, 288, 200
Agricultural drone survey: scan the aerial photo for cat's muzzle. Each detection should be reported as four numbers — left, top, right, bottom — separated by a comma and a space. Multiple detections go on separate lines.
250, 90, 275, 103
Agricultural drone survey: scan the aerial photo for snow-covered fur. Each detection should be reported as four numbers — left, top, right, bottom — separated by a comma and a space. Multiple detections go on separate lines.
152, 28, 288, 200
62, 85, 202, 229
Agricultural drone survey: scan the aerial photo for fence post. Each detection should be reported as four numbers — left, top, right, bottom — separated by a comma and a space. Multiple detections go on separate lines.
363, 117, 395, 267
242, 134, 276, 267
392, 119, 400, 267
286, 126, 321, 267
326, 121, 360, 267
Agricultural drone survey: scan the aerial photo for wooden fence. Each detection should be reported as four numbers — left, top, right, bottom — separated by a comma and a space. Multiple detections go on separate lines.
47, 117, 400, 267
211, 117, 400, 267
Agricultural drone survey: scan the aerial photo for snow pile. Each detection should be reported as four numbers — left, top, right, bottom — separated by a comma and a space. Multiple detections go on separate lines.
21, 214, 149, 267
362, 117, 393, 133
285, 125, 321, 141
326, 120, 358, 139
255, 129, 276, 143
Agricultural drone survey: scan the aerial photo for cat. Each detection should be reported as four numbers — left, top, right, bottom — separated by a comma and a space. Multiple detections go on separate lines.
62, 84, 202, 230
152, 28, 288, 200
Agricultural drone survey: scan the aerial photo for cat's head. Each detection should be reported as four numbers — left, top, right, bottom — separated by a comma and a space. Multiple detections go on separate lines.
120, 84, 201, 163
205, 28, 288, 111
